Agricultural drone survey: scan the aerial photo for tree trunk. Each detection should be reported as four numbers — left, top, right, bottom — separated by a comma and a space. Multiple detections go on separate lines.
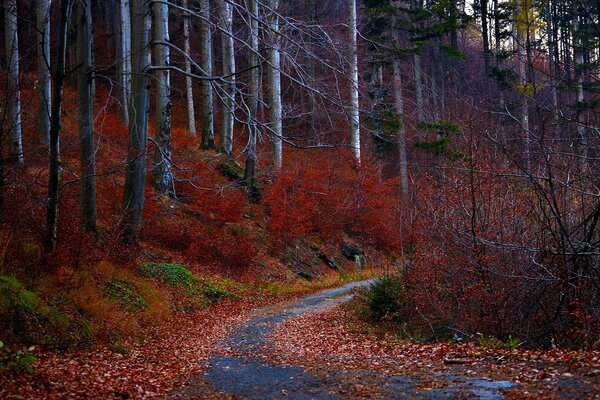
46, 0, 72, 251
268, 0, 282, 170
116, 0, 131, 124
515, 0, 530, 171
481, 0, 490, 73
77, 0, 97, 233
200, 0, 215, 149
37, 0, 51, 147
348, 0, 361, 162
152, 0, 174, 196
572, 11, 587, 163
4, 0, 23, 164
545, 0, 558, 124
121, 0, 151, 244
182, 0, 196, 136
244, 0, 260, 203
392, 20, 408, 198
218, 0, 235, 155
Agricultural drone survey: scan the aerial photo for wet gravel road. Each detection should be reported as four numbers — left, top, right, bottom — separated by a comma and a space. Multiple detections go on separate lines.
170, 280, 515, 399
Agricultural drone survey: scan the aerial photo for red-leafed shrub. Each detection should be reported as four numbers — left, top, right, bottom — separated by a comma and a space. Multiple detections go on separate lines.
263, 149, 403, 251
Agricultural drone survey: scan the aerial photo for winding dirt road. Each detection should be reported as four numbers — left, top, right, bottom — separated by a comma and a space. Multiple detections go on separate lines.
169, 281, 518, 399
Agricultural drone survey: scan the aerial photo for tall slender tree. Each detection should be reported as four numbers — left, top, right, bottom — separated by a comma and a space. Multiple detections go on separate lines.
218, 0, 235, 155
200, 0, 216, 149
77, 0, 97, 233
348, 0, 361, 162
152, 0, 174, 195
116, 0, 131, 124
122, 0, 152, 244
182, 0, 196, 135
4, 0, 23, 164
37, 0, 51, 147
267, 0, 283, 169
244, 0, 260, 203
46, 0, 73, 250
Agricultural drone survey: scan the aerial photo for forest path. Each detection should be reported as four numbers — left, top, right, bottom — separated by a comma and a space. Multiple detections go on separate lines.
169, 280, 515, 399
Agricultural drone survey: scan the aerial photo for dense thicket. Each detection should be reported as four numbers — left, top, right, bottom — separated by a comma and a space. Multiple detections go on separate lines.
0, 0, 598, 348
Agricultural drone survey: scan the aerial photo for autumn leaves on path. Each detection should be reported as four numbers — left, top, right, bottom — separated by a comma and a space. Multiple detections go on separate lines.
170, 281, 523, 399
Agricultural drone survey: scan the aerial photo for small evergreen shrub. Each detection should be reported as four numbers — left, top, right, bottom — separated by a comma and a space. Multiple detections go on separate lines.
0, 340, 36, 374
357, 275, 406, 322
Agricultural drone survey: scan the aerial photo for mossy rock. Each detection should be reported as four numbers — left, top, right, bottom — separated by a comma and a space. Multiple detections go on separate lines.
217, 160, 245, 182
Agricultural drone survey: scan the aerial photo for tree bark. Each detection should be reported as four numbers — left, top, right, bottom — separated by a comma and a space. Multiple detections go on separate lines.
200, 0, 215, 149
182, 0, 196, 136
37, 0, 51, 147
77, 0, 97, 233
267, 0, 282, 170
515, 0, 530, 171
121, 0, 152, 244
152, 0, 174, 196
46, 0, 72, 251
218, 0, 235, 155
244, 0, 260, 203
392, 18, 409, 198
116, 0, 131, 124
4, 0, 23, 164
348, 0, 361, 162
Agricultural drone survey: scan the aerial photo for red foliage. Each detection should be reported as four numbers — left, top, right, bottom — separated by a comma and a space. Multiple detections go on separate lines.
263, 149, 403, 250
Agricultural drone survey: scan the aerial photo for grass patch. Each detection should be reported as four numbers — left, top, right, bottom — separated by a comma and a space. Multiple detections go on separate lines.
139, 262, 240, 311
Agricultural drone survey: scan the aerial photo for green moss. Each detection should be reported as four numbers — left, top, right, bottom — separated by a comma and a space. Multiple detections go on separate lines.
139, 263, 239, 312
139, 262, 194, 289
217, 160, 245, 181
103, 280, 148, 312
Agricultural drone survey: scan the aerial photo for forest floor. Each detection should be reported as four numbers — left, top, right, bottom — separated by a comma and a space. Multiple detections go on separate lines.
2, 280, 600, 399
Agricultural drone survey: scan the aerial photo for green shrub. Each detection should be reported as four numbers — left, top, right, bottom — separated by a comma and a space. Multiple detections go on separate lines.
103, 280, 148, 312
357, 275, 406, 322
139, 262, 194, 288
0, 340, 36, 374
139, 263, 239, 312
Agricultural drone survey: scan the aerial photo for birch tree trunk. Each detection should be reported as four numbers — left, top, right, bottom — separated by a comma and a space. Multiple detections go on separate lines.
244, 0, 260, 203
218, 0, 235, 155
182, 0, 196, 135
348, 0, 361, 162
116, 0, 131, 124
200, 0, 215, 149
267, 0, 282, 170
122, 0, 152, 244
4, 0, 23, 164
77, 0, 97, 233
37, 0, 51, 147
46, 0, 72, 251
152, 0, 174, 195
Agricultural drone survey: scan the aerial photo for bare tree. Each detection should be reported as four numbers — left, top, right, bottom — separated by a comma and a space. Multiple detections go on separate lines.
4, 0, 23, 164
267, 0, 283, 169
348, 0, 361, 162
122, 0, 152, 244
244, 0, 260, 203
182, 0, 196, 135
46, 0, 73, 250
218, 0, 235, 155
37, 0, 51, 146
152, 0, 174, 195
116, 0, 131, 123
200, 0, 216, 149
392, 16, 408, 197
77, 0, 97, 233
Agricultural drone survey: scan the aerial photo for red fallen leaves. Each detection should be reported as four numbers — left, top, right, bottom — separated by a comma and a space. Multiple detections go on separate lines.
268, 305, 600, 398
0, 299, 258, 399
